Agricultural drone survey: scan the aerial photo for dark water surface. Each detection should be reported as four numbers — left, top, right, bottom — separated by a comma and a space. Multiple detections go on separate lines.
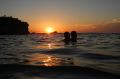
0, 33, 120, 79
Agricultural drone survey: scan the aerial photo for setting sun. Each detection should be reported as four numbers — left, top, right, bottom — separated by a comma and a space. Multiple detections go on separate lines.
46, 27, 54, 34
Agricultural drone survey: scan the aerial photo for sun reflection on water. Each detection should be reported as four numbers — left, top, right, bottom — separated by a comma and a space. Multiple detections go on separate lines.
26, 53, 75, 66
26, 53, 60, 66
48, 43, 52, 49
34, 43, 59, 50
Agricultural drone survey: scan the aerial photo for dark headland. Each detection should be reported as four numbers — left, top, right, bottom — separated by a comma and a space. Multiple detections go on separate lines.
0, 16, 29, 35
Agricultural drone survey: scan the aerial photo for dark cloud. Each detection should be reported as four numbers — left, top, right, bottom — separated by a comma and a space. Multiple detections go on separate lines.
112, 18, 120, 22
93, 22, 120, 33
76, 18, 120, 33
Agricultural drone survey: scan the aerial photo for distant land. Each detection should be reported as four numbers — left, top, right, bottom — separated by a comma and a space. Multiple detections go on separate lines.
31, 31, 58, 34
0, 16, 29, 35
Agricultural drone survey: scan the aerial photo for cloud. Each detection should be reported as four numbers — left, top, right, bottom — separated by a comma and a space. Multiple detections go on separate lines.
76, 18, 120, 33
112, 18, 120, 22
93, 22, 120, 33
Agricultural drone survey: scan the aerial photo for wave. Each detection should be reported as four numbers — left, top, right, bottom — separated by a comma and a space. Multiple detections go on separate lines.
0, 64, 119, 79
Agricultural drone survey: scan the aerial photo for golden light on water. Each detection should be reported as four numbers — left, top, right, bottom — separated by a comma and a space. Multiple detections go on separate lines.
26, 53, 75, 66
27, 53, 60, 66
48, 43, 52, 49
35, 43, 54, 49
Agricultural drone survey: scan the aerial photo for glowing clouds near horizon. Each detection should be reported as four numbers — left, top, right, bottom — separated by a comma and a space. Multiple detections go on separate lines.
46, 27, 54, 34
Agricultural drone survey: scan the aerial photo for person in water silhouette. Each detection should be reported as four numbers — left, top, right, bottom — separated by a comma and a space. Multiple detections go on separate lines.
71, 31, 77, 42
64, 32, 70, 44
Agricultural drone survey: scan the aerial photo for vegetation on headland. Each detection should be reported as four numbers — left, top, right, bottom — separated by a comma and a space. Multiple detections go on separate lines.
0, 15, 29, 35
51, 31, 58, 34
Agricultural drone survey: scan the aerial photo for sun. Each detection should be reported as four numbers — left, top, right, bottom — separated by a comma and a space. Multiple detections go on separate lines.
46, 27, 54, 34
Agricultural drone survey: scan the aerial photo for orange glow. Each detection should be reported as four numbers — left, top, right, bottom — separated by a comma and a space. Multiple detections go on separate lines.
46, 27, 54, 34
30, 21, 111, 33
27, 53, 61, 66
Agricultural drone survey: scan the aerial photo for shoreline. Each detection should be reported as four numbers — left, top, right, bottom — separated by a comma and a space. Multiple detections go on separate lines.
0, 64, 119, 79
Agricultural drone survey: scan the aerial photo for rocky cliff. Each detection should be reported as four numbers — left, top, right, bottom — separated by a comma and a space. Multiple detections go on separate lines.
0, 16, 29, 35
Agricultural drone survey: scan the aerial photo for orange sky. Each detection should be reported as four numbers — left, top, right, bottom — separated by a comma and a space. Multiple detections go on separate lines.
29, 19, 120, 33
1, 0, 120, 33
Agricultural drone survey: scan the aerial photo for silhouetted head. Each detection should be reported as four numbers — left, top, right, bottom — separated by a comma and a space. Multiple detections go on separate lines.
71, 31, 77, 37
71, 31, 77, 42
64, 32, 70, 39
64, 32, 70, 44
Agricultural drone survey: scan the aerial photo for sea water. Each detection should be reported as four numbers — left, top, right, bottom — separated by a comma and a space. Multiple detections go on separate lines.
0, 33, 120, 79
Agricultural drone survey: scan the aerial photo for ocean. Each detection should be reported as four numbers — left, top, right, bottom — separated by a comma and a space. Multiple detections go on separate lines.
0, 33, 120, 79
